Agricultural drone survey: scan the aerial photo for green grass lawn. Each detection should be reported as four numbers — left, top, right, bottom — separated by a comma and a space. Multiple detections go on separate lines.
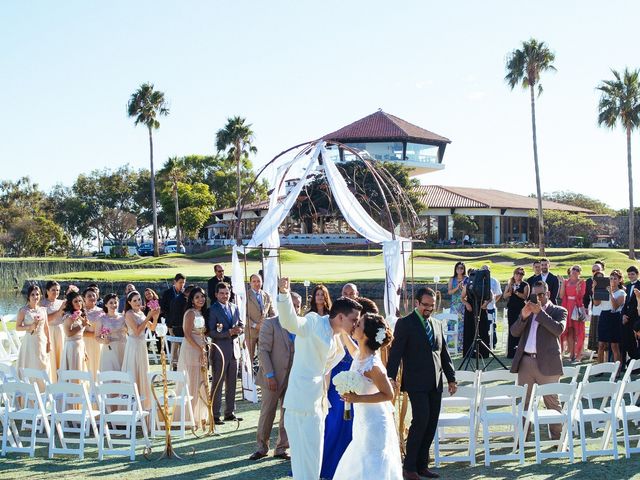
42, 248, 639, 284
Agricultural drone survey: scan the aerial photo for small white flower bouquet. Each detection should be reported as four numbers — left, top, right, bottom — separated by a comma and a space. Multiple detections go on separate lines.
333, 370, 366, 420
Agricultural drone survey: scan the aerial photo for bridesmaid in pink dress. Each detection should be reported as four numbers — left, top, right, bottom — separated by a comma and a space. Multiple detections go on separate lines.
560, 265, 586, 361
60, 291, 92, 374
82, 287, 104, 381
40, 281, 65, 382
95, 293, 127, 372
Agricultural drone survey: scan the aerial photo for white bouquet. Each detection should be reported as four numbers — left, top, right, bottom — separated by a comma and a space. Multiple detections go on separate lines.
193, 315, 205, 330
333, 370, 366, 420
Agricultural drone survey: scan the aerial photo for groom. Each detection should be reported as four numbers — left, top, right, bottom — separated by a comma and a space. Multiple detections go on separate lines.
277, 277, 362, 480
387, 287, 457, 480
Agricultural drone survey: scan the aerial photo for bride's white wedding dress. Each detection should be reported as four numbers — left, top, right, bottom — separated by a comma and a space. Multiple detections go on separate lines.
333, 352, 403, 480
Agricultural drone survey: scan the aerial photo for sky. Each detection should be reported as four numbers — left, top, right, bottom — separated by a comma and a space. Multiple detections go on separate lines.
1, 1, 639, 209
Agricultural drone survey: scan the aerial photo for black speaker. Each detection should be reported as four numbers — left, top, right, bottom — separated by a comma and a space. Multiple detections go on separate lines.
469, 269, 492, 302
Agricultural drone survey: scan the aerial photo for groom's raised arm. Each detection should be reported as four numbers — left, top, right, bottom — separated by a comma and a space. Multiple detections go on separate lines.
277, 277, 310, 337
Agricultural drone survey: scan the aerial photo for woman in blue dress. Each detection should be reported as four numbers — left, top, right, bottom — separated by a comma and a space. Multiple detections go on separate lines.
448, 261, 469, 353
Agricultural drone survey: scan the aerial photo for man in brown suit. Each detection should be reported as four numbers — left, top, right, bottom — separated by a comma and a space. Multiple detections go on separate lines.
249, 292, 299, 461
510, 280, 567, 439
246, 273, 275, 362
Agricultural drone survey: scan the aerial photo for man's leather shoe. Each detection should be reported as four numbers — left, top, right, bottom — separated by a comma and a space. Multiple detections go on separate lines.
224, 414, 243, 421
402, 470, 421, 480
273, 452, 291, 460
214, 417, 225, 425
249, 451, 268, 461
418, 468, 440, 479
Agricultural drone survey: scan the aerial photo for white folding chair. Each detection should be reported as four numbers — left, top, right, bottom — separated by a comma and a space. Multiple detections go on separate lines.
0, 384, 18, 451
478, 384, 527, 466
148, 370, 195, 438
573, 381, 619, 460
0, 364, 19, 384
96, 371, 135, 385
0, 316, 20, 357
166, 335, 183, 368
0, 338, 18, 365
523, 382, 577, 463
1, 381, 53, 457
476, 369, 518, 437
145, 329, 159, 363
434, 385, 476, 466
621, 359, 639, 384
605, 379, 640, 458
20, 368, 53, 433
434, 312, 458, 355
582, 362, 620, 432
47, 382, 100, 459
96, 382, 150, 460
57, 369, 99, 407
560, 365, 581, 384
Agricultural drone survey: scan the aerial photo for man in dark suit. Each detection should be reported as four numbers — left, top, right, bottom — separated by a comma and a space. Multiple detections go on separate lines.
540, 258, 560, 304
510, 280, 567, 438
207, 264, 234, 303
249, 292, 300, 461
622, 266, 640, 365
387, 287, 457, 480
208, 281, 244, 424
526, 260, 542, 288
160, 273, 186, 323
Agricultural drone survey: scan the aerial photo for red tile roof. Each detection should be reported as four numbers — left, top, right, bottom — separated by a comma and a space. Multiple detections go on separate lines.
415, 185, 593, 213
322, 110, 451, 145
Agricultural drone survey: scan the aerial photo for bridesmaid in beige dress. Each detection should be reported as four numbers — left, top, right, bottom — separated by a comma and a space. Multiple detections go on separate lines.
82, 287, 104, 381
16, 285, 52, 390
40, 281, 65, 382
60, 291, 91, 374
176, 286, 209, 428
121, 291, 160, 410
96, 293, 128, 372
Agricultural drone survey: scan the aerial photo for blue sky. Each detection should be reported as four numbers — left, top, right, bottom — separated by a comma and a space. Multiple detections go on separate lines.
1, 0, 639, 209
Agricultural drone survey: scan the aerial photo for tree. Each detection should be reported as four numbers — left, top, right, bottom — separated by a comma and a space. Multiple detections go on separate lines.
164, 157, 186, 249
538, 191, 615, 215
597, 68, 640, 259
1, 216, 69, 257
127, 83, 169, 257
505, 38, 556, 256
48, 184, 95, 254
0, 177, 47, 231
530, 210, 597, 247
215, 116, 257, 242
159, 181, 216, 239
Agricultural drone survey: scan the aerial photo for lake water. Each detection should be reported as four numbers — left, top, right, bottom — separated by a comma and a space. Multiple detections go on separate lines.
0, 289, 24, 317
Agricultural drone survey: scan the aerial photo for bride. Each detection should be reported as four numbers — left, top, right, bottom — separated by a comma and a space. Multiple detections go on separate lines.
333, 313, 402, 480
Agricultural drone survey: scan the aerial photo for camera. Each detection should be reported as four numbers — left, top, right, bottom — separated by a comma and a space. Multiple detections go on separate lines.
528, 293, 538, 304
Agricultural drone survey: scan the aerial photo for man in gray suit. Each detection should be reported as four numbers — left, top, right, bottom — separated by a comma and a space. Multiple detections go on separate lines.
510, 280, 567, 439
246, 273, 275, 362
208, 281, 244, 425
249, 292, 300, 461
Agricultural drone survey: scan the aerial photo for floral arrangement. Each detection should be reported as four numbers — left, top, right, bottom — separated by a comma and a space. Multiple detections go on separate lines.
375, 327, 387, 345
193, 315, 205, 330
147, 299, 160, 310
99, 326, 111, 339
70, 310, 84, 329
333, 370, 366, 420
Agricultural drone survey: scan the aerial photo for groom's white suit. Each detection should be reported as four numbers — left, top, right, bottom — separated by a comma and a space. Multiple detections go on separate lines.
278, 292, 345, 479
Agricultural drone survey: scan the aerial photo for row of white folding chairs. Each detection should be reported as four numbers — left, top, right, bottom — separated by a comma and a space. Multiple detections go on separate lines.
0, 379, 150, 459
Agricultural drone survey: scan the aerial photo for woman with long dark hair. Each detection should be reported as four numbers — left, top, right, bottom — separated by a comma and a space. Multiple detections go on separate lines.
597, 269, 626, 365
96, 293, 127, 372
60, 290, 91, 373
308, 285, 332, 316
41, 280, 65, 382
83, 287, 104, 380
16, 285, 51, 389
448, 261, 468, 353
503, 267, 530, 358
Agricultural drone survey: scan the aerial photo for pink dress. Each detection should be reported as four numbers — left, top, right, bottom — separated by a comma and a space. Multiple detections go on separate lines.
561, 281, 586, 353
42, 299, 64, 382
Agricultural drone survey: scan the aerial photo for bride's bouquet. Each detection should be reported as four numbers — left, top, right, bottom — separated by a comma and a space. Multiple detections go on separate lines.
333, 370, 365, 420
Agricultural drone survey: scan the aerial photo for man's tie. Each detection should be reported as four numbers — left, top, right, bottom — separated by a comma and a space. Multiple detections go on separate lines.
256, 291, 263, 310
425, 318, 435, 349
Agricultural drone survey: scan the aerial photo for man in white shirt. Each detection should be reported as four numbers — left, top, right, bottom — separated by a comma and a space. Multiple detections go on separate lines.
540, 258, 560, 304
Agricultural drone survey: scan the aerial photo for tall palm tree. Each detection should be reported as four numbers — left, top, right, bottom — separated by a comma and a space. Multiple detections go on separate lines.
166, 156, 186, 250
505, 38, 556, 256
597, 68, 640, 259
127, 83, 169, 257
215, 116, 257, 243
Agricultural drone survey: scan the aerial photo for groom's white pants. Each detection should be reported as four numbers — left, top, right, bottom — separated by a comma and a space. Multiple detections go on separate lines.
284, 409, 325, 479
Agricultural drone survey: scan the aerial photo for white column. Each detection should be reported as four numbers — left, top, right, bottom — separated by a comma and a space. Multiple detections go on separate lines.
447, 215, 454, 240
493, 216, 501, 245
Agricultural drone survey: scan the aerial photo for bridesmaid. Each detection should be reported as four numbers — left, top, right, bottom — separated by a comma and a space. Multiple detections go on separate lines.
16, 285, 52, 390
121, 290, 160, 410
96, 293, 127, 372
83, 287, 104, 380
60, 290, 91, 374
40, 281, 65, 382
176, 286, 209, 428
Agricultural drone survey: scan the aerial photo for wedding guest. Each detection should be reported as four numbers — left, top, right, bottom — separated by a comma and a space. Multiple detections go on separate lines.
83, 287, 104, 381
250, 292, 300, 461
160, 273, 186, 325
387, 287, 456, 480
341, 283, 359, 300
143, 288, 160, 315
559, 265, 586, 361
540, 258, 560, 304
526, 260, 542, 287
308, 284, 332, 316
208, 282, 244, 425
597, 269, 626, 365
87, 283, 104, 308
41, 280, 65, 382
60, 290, 91, 373
16, 285, 51, 389
118, 283, 136, 312
621, 266, 640, 365
321, 296, 380, 479
585, 262, 605, 351
503, 267, 530, 358
510, 281, 566, 439
246, 273, 275, 362
207, 264, 234, 303
176, 287, 209, 429
447, 261, 468, 353
96, 293, 127, 372
122, 290, 160, 410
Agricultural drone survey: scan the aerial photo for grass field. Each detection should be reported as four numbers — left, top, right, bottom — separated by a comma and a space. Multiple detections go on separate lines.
42, 248, 640, 284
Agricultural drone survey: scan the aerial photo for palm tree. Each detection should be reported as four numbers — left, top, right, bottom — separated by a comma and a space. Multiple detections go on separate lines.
127, 83, 169, 257
215, 116, 257, 243
597, 68, 640, 259
166, 157, 186, 251
505, 38, 556, 256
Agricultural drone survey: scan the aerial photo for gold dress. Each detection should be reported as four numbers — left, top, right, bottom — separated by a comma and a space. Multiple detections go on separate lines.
84, 307, 104, 381
17, 306, 52, 391
42, 298, 64, 382
98, 314, 127, 372
176, 310, 207, 424
60, 313, 88, 373
121, 310, 151, 410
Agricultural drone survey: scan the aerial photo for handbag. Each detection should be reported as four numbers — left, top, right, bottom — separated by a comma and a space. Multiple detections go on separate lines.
571, 305, 586, 322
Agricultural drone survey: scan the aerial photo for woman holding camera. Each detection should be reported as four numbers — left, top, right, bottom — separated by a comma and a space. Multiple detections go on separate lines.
503, 267, 529, 358
597, 269, 626, 365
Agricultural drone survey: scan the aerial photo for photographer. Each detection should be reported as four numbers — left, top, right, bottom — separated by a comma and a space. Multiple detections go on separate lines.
461, 268, 491, 358
503, 267, 530, 359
